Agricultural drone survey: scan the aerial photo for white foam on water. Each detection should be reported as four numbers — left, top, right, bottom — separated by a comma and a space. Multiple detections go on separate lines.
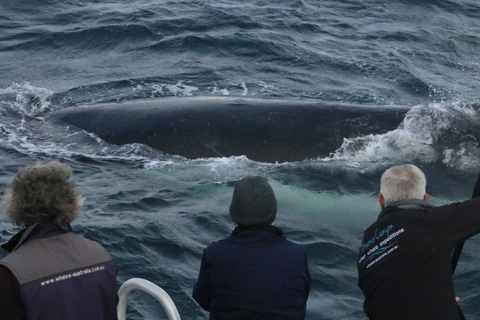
241, 82, 248, 96
326, 102, 480, 171
142, 155, 275, 184
210, 82, 230, 95
0, 82, 54, 116
164, 81, 199, 96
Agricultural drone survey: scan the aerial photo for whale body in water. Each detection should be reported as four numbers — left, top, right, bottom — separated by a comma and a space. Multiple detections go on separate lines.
49, 97, 410, 163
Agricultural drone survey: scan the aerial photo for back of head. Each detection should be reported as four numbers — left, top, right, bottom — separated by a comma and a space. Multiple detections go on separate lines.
380, 164, 426, 206
229, 176, 277, 226
2, 161, 84, 229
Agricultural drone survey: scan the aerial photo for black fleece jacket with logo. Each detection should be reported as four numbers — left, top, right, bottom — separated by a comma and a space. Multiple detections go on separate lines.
358, 197, 480, 320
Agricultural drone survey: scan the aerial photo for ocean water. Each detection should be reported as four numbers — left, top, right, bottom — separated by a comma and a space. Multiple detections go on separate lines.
1, 0, 480, 319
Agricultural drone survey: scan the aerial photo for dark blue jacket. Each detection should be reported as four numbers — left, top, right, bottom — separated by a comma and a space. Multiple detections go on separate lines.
193, 226, 311, 320
0, 220, 118, 320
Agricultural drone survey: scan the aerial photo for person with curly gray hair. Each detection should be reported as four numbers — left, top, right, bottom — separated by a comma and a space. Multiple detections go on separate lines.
0, 161, 118, 320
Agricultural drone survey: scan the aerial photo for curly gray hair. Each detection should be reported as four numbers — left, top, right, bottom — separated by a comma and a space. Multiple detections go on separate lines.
2, 161, 84, 229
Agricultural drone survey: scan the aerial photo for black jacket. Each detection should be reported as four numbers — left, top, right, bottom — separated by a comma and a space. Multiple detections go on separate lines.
357, 198, 480, 320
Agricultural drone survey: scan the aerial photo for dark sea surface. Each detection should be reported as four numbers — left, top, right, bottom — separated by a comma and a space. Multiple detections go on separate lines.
1, 0, 480, 319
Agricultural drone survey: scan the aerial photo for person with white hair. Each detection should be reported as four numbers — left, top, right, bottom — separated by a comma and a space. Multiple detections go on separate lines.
0, 161, 118, 320
357, 164, 480, 320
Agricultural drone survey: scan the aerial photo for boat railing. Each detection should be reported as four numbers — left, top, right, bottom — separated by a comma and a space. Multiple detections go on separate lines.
117, 278, 181, 320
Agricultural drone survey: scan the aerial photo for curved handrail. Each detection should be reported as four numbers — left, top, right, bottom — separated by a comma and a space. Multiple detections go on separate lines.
117, 278, 181, 320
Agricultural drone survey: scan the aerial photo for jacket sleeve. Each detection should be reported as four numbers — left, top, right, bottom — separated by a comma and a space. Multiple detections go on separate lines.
471, 172, 480, 199
303, 251, 311, 299
0, 265, 25, 320
192, 250, 212, 311
428, 196, 480, 247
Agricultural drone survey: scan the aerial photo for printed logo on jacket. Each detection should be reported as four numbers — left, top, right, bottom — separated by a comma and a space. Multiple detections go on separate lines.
359, 225, 405, 269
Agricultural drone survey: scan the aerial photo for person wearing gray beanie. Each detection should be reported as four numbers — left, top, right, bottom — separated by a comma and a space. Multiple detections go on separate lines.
229, 176, 277, 226
193, 176, 311, 320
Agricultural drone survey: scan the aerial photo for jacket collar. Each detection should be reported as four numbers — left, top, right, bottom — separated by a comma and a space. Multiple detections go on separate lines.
378, 198, 434, 220
1, 220, 70, 253
232, 224, 284, 238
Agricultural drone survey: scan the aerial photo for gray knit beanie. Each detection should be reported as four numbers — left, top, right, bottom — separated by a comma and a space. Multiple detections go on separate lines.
229, 176, 277, 226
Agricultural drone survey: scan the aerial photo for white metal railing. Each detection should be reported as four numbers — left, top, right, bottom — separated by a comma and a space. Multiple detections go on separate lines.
117, 278, 181, 320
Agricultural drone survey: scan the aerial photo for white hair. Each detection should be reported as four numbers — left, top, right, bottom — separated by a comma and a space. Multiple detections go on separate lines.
380, 164, 426, 206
